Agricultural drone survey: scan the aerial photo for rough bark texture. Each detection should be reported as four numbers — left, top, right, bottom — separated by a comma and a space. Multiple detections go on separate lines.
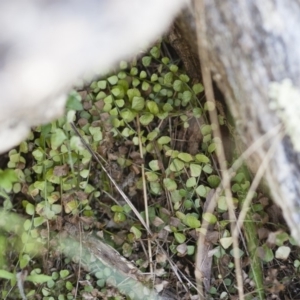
199, 0, 300, 241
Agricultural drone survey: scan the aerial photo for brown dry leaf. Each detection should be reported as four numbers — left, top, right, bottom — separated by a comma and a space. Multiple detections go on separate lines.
83, 101, 92, 110
49, 215, 64, 231
53, 164, 69, 177
78, 90, 87, 100
156, 252, 167, 264
266, 204, 284, 225
152, 216, 165, 227
259, 196, 270, 207
265, 269, 285, 294
75, 190, 88, 201
79, 216, 94, 225
107, 153, 118, 161
205, 231, 219, 244
94, 100, 104, 110
258, 227, 270, 240
100, 112, 113, 132
130, 164, 140, 175
78, 118, 88, 127
118, 146, 128, 155
170, 217, 182, 228
176, 243, 187, 256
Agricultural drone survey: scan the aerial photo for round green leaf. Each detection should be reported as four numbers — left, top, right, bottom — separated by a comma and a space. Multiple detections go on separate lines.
142, 81, 150, 91
140, 113, 154, 126
163, 103, 173, 112
208, 143, 216, 154
120, 109, 136, 122
130, 226, 142, 239
203, 164, 213, 174
186, 177, 196, 188
60, 270, 70, 279
66, 91, 83, 111
220, 237, 233, 249
97, 80, 107, 89
127, 88, 141, 101
119, 61, 128, 69
230, 248, 244, 259
34, 217, 46, 227
196, 185, 207, 197
147, 101, 159, 114
142, 56, 152, 67
163, 178, 177, 191
130, 67, 138, 76
169, 64, 178, 73
195, 154, 210, 163
164, 72, 174, 84
153, 83, 161, 92
132, 96, 145, 111
179, 74, 190, 82
173, 80, 182, 92
157, 136, 171, 145
174, 232, 186, 244
115, 99, 125, 108
204, 101, 216, 111
149, 160, 161, 171
201, 125, 212, 135
111, 86, 124, 98
169, 158, 185, 172
150, 46, 160, 59
203, 212, 217, 224
207, 175, 221, 188
184, 215, 200, 228
151, 73, 158, 82
192, 83, 204, 94
114, 212, 126, 223
140, 70, 147, 79
132, 78, 140, 87
217, 196, 228, 211
162, 57, 170, 64
178, 152, 193, 162
147, 129, 159, 141
150, 182, 162, 195
107, 75, 118, 85
190, 163, 202, 177
111, 205, 123, 213
26, 203, 35, 216
145, 171, 159, 182
51, 129, 67, 150
182, 91, 192, 102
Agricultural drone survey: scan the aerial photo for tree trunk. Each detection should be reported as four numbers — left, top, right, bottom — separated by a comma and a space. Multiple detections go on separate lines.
196, 1, 300, 241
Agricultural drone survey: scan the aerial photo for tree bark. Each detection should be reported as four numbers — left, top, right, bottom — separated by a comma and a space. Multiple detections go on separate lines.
196, 0, 300, 241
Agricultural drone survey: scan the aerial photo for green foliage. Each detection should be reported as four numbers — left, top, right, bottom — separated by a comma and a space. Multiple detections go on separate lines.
0, 41, 295, 300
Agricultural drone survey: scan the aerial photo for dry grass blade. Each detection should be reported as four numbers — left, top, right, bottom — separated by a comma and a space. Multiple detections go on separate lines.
228, 125, 282, 178
136, 116, 154, 277
235, 127, 283, 238
195, 189, 216, 299
234, 128, 283, 299
16, 270, 27, 300
194, 1, 244, 298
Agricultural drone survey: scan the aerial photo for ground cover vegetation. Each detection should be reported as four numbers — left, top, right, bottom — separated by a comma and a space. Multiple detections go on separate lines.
0, 40, 299, 300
